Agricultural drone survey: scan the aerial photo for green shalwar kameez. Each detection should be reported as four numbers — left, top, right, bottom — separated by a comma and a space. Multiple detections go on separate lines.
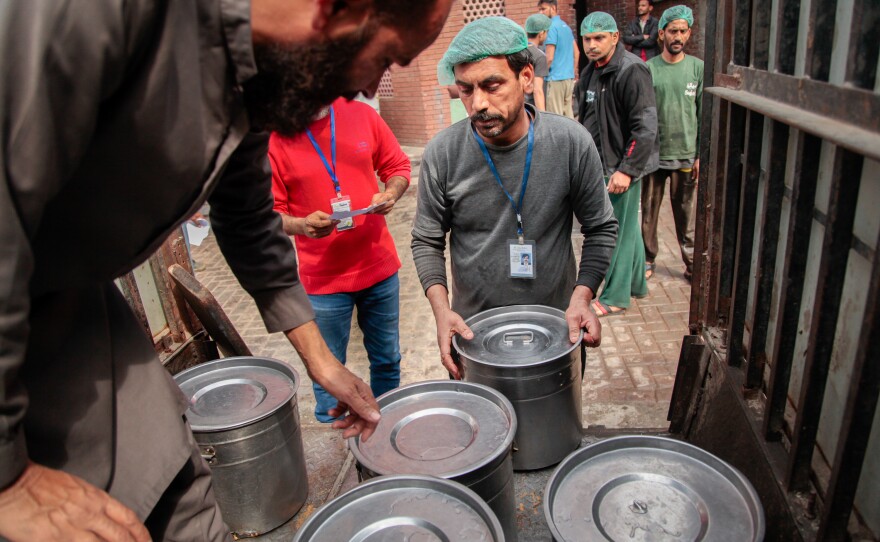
599, 178, 648, 308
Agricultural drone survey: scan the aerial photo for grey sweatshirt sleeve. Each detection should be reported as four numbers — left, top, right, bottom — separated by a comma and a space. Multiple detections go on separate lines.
572, 137, 618, 293
411, 144, 450, 293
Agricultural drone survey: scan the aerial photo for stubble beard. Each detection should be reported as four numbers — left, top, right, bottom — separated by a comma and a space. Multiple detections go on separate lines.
471, 97, 524, 141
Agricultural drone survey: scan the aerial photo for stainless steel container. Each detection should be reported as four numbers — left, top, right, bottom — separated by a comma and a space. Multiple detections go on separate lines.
350, 381, 518, 541
174, 356, 308, 538
454, 305, 583, 470
293, 475, 505, 541
545, 435, 766, 541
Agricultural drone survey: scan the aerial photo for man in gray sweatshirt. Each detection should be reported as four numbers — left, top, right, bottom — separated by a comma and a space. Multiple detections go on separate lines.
412, 16, 618, 378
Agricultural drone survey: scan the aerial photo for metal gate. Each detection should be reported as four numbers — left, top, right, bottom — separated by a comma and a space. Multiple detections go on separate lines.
668, 0, 880, 539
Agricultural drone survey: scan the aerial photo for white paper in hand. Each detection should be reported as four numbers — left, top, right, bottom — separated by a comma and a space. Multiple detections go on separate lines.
329, 200, 390, 220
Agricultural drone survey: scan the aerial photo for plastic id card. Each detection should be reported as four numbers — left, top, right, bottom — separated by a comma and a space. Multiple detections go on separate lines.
330, 195, 355, 231
509, 240, 536, 279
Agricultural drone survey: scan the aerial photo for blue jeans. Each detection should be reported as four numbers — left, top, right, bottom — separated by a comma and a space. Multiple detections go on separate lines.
308, 273, 401, 422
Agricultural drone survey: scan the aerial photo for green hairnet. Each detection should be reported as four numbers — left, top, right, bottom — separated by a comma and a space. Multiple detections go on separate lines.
437, 17, 528, 85
659, 5, 694, 29
525, 14, 552, 34
580, 11, 618, 35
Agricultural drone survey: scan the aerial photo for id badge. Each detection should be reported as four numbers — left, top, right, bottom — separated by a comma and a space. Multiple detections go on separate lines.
330, 195, 355, 231
509, 240, 536, 279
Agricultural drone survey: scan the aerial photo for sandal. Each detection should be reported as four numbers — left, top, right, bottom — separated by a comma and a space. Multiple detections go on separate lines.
645, 261, 655, 280
592, 300, 626, 317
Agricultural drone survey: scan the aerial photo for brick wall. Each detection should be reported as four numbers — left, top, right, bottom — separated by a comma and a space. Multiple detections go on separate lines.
381, 0, 581, 146
380, 0, 704, 146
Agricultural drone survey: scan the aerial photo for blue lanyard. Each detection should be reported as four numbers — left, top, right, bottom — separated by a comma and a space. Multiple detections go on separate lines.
305, 107, 340, 196
473, 115, 534, 243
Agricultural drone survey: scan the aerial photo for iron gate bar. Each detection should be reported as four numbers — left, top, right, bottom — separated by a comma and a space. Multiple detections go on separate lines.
804, 0, 838, 81
762, 132, 822, 442
745, 120, 790, 390
785, 147, 864, 491
750, 0, 771, 70
817, 222, 880, 540
718, 104, 748, 327
705, 86, 880, 163
733, 0, 753, 67
846, 1, 880, 90
689, 0, 723, 333
727, 67, 880, 135
775, 0, 801, 75
726, 110, 764, 370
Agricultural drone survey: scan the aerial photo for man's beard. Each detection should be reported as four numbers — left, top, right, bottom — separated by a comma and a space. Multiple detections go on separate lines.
471, 102, 523, 140
664, 39, 685, 55
244, 31, 372, 136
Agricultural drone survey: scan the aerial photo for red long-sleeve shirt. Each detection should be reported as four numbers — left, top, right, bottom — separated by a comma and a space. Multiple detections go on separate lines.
269, 98, 410, 295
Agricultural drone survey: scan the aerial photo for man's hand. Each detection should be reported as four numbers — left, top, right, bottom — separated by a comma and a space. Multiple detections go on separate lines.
318, 364, 382, 441
565, 285, 601, 347
369, 192, 396, 216
434, 308, 473, 379
607, 171, 632, 194
0, 463, 151, 542
285, 322, 381, 441
302, 210, 338, 238
692, 159, 700, 181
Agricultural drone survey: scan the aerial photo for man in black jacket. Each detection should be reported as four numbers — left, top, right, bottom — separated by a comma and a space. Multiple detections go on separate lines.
576, 11, 659, 316
623, 0, 660, 60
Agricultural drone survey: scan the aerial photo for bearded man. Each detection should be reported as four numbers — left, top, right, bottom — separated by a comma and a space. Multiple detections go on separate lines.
411, 16, 618, 381
642, 5, 703, 282
0, 0, 452, 540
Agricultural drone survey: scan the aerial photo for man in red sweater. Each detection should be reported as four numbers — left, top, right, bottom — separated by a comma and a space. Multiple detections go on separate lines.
270, 97, 410, 421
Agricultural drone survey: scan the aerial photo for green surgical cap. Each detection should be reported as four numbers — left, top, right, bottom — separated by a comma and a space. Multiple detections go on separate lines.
525, 14, 552, 34
437, 17, 528, 85
659, 5, 694, 29
580, 11, 618, 35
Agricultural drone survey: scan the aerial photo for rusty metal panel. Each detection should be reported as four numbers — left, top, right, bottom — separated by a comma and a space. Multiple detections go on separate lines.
684, 347, 807, 540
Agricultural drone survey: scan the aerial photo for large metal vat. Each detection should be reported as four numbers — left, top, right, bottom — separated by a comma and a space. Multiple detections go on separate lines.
174, 357, 308, 538
350, 380, 518, 541
544, 436, 765, 541
454, 305, 583, 470
293, 475, 505, 541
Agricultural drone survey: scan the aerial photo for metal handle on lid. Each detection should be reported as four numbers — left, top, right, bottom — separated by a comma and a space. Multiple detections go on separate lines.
502, 331, 534, 346
200, 445, 217, 465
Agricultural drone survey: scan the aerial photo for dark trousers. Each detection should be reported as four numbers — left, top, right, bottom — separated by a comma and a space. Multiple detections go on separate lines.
641, 168, 696, 273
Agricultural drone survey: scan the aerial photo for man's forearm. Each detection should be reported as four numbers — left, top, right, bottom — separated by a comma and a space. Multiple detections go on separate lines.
425, 284, 452, 317
284, 321, 338, 380
384, 176, 409, 201
545, 44, 556, 67
569, 284, 596, 305
573, 40, 580, 76
280, 213, 305, 236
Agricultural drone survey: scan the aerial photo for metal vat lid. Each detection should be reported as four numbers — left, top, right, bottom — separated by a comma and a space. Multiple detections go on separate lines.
173, 356, 298, 432
351, 381, 516, 478
453, 305, 581, 367
293, 475, 505, 542
544, 436, 765, 542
